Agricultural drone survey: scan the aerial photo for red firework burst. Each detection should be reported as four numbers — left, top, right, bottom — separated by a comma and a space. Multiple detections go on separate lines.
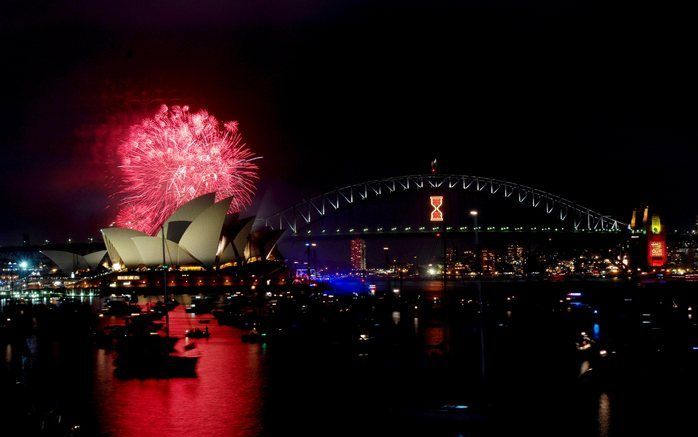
115, 105, 259, 234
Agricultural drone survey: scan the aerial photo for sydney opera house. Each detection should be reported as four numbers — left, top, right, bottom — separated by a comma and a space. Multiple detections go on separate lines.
39, 193, 284, 289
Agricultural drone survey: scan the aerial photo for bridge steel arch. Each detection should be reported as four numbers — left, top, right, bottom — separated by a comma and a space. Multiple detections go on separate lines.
258, 174, 626, 234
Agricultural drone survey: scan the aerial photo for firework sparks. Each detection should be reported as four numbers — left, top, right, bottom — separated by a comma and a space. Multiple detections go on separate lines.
115, 105, 259, 234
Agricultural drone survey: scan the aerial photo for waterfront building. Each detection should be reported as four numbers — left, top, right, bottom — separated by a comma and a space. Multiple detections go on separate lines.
40, 250, 108, 275
480, 248, 496, 275
100, 193, 282, 271
506, 244, 527, 275
350, 238, 366, 271
38, 193, 282, 277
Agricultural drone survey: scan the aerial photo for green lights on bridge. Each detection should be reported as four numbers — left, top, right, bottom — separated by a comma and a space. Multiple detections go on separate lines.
293, 225, 624, 237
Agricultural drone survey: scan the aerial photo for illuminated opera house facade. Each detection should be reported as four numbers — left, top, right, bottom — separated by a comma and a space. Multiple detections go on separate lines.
40, 193, 283, 290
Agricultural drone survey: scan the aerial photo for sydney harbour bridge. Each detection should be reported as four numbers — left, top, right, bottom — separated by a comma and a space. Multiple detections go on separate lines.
256, 173, 626, 238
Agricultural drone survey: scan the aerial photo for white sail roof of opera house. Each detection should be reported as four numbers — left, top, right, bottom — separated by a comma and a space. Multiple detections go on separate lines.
218, 217, 255, 264
40, 250, 108, 274
131, 236, 199, 267
177, 197, 233, 268
100, 193, 258, 270
101, 228, 149, 267
156, 192, 216, 243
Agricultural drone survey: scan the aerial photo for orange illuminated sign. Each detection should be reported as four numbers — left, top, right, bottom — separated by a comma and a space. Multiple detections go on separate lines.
647, 235, 667, 267
430, 196, 444, 222
649, 242, 663, 257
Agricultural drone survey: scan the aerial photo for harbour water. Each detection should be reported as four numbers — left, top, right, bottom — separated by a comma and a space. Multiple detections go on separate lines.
2, 281, 698, 436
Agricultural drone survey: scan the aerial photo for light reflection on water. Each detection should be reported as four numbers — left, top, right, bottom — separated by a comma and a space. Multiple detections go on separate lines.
593, 323, 601, 340
92, 307, 264, 437
598, 393, 611, 437
392, 310, 401, 325
5, 282, 697, 436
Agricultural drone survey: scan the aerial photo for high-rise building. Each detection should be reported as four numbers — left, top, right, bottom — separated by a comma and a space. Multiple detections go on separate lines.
350, 238, 366, 270
506, 244, 527, 275
481, 248, 496, 275
647, 214, 667, 268
445, 247, 457, 264
626, 207, 668, 270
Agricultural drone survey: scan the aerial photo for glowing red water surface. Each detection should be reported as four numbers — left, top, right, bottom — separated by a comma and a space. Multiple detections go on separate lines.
93, 305, 263, 437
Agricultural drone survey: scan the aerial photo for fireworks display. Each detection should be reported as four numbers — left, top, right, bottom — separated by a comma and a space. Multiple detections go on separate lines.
115, 105, 259, 234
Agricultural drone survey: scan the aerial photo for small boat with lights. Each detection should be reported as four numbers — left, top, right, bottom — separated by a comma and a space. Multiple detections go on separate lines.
114, 334, 199, 378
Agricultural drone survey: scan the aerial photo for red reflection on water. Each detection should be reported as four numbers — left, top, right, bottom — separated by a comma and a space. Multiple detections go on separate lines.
424, 325, 445, 349
93, 306, 263, 437
422, 279, 445, 296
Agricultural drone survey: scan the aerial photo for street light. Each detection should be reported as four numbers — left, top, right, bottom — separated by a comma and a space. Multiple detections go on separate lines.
469, 209, 485, 381
12, 261, 30, 296
470, 210, 479, 245
306, 242, 317, 279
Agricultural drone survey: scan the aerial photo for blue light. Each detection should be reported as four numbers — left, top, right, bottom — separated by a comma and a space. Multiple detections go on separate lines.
441, 404, 469, 410
592, 323, 601, 340
323, 277, 370, 295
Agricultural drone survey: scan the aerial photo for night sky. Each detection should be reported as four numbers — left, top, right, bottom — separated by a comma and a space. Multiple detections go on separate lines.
1, 0, 696, 245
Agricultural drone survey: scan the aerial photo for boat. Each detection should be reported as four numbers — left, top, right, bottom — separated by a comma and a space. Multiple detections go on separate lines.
242, 327, 266, 343
185, 295, 218, 314
101, 297, 141, 316
150, 299, 178, 316
185, 327, 210, 339
113, 224, 200, 378
114, 334, 198, 378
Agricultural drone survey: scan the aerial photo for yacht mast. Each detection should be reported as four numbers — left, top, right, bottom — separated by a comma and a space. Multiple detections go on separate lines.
161, 225, 169, 337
